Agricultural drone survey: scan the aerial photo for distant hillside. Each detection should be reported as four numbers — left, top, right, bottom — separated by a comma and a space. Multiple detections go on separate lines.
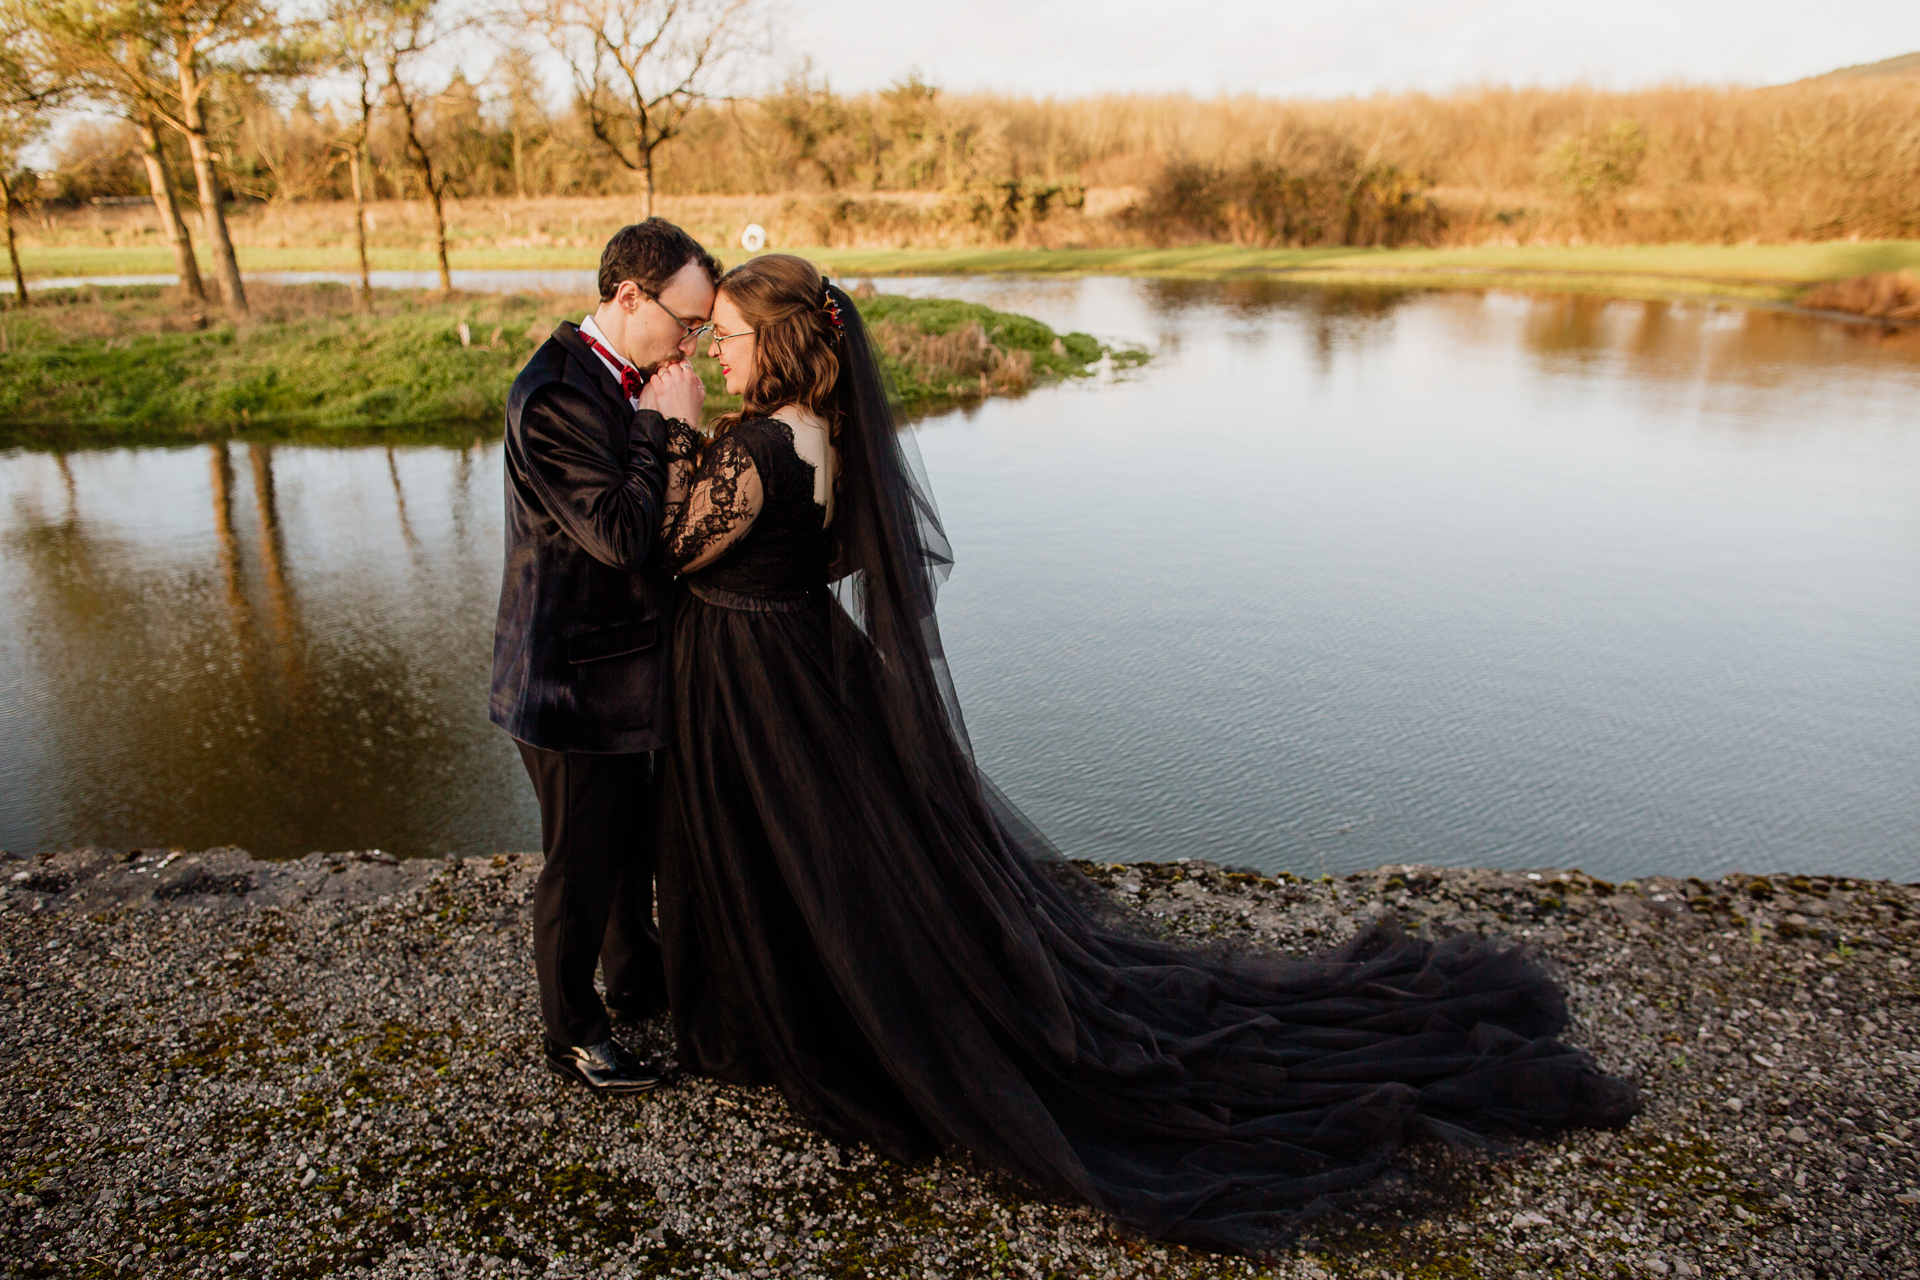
1812, 50, 1920, 80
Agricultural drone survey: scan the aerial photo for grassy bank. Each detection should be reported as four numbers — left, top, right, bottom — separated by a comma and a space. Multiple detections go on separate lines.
18, 239, 1920, 308
817, 241, 1920, 300
0, 284, 1119, 449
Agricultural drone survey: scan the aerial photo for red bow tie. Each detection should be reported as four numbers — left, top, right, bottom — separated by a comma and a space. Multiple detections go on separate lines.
581, 331, 643, 400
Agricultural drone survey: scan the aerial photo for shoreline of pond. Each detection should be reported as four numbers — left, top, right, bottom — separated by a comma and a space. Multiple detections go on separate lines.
0, 284, 1136, 451
3, 844, 1913, 1278
15, 240, 1920, 305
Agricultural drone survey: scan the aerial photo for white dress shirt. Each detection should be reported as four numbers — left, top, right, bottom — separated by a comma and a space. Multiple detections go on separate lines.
579, 314, 640, 409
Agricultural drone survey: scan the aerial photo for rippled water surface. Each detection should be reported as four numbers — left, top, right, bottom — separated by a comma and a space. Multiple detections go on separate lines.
3, 278, 1917, 881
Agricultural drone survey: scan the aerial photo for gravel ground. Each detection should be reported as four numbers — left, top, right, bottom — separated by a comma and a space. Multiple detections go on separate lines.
1, 846, 1915, 1279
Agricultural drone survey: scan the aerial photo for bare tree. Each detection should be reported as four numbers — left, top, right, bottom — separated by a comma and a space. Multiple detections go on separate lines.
0, 153, 33, 310
0, 19, 62, 307
8, 2, 209, 304
537, 0, 764, 216
321, 0, 395, 307
379, 0, 462, 294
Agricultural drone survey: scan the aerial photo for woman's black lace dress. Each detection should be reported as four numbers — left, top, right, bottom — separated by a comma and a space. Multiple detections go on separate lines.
654, 396, 1638, 1253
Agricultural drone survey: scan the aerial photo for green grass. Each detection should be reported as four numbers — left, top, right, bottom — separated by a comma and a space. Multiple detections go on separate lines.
0, 283, 1116, 448
862, 292, 1101, 363
0, 285, 541, 447
21, 240, 1920, 304
857, 292, 1118, 404
16, 244, 603, 280
821, 241, 1920, 290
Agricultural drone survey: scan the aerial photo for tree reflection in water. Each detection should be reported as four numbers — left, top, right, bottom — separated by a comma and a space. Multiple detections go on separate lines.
386, 447, 417, 548
0, 438, 532, 858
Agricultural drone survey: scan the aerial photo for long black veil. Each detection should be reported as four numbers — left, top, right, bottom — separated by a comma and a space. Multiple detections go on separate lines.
821, 284, 972, 753
691, 282, 1641, 1252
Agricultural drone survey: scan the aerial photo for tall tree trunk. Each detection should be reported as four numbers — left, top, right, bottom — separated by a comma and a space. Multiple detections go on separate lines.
425, 175, 451, 293
641, 149, 655, 218
1, 173, 27, 310
398, 102, 452, 293
178, 75, 247, 316
136, 115, 206, 304
348, 138, 371, 309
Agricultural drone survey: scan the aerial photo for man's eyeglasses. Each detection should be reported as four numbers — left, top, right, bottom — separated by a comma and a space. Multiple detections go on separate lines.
643, 291, 708, 342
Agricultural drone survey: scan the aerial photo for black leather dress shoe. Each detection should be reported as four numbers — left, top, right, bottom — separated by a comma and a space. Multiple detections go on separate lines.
543, 1038, 665, 1095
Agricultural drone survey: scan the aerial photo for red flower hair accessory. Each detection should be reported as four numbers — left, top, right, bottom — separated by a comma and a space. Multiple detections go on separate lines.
822, 285, 844, 340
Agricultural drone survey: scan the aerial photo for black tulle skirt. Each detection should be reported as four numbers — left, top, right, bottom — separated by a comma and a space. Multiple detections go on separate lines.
655, 588, 1640, 1253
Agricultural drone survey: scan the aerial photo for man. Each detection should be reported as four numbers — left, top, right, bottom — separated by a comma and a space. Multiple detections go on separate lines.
491, 217, 716, 1093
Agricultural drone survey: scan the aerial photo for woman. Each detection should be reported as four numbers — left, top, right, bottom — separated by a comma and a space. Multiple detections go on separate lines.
653, 254, 1637, 1252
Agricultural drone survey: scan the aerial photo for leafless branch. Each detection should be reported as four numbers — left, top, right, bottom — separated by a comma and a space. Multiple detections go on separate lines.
533, 0, 767, 212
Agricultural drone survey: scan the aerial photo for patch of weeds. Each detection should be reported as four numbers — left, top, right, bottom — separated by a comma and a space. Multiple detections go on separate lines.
1600, 1133, 1771, 1220
168, 1013, 273, 1080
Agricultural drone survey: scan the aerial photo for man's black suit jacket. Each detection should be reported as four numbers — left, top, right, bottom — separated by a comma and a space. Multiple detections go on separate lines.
490, 322, 676, 754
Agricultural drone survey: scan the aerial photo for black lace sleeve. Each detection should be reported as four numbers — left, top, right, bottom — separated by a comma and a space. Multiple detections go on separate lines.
658, 416, 703, 548
662, 417, 702, 463
663, 430, 763, 574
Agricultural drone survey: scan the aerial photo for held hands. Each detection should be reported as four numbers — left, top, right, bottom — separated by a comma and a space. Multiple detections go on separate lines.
637, 360, 705, 429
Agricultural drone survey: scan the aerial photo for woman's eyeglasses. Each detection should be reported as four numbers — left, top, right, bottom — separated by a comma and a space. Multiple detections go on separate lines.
638, 288, 752, 346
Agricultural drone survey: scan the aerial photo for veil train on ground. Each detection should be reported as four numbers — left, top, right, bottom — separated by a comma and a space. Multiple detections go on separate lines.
655, 281, 1641, 1253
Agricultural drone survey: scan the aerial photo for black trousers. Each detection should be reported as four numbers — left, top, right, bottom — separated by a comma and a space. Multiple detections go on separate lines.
517, 742, 668, 1047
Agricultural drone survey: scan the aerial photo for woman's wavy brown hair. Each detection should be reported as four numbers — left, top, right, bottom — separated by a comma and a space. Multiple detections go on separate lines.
708, 253, 841, 442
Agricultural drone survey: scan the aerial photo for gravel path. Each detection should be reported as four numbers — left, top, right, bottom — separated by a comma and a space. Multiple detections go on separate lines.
2, 846, 1915, 1279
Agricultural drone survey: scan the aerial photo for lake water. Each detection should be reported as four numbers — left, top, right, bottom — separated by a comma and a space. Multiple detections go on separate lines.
3, 277, 1917, 883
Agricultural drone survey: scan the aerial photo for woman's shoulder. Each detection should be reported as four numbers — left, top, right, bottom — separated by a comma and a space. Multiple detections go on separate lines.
734, 407, 827, 438
713, 416, 811, 492
731, 409, 829, 457
718, 415, 793, 455
705, 415, 781, 459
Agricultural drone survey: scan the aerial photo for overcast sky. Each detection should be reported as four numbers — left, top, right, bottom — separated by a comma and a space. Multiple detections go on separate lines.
777, 0, 1920, 97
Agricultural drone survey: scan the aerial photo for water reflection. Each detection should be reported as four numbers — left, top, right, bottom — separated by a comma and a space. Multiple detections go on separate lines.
1, 441, 530, 858
1140, 277, 1411, 326
2, 280, 1916, 880
387, 448, 417, 547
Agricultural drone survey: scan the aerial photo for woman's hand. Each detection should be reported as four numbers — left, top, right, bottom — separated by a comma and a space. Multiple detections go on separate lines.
638, 359, 705, 428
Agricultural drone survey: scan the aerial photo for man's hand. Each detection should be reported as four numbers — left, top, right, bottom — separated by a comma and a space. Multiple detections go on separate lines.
637, 360, 704, 427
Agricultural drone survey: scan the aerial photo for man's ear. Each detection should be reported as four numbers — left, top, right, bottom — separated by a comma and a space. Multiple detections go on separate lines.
614, 280, 642, 311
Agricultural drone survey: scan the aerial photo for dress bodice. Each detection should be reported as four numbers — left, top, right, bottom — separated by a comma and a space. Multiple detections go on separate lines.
667, 415, 832, 599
